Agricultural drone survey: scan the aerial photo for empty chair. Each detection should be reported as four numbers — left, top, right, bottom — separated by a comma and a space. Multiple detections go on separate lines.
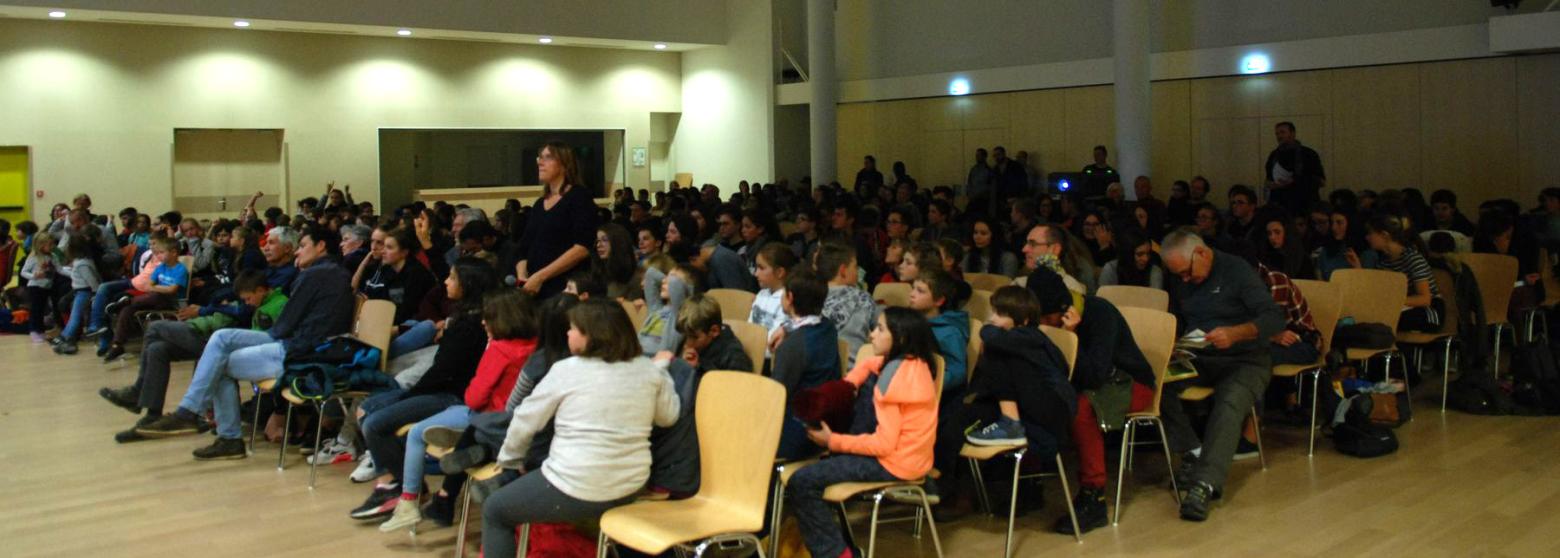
1461, 253, 1519, 377
1111, 306, 1180, 525
1287, 279, 1344, 453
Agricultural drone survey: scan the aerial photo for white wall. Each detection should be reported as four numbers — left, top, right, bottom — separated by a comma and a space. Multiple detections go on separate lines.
674, 0, 776, 190
0, 18, 683, 222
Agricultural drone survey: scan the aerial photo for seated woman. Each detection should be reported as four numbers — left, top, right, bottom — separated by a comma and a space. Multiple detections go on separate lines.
1098, 230, 1164, 289
961, 216, 1019, 278
786, 307, 939, 558
591, 223, 636, 300
349, 258, 498, 522
354, 226, 438, 358
482, 299, 680, 558
1314, 208, 1378, 280
376, 288, 539, 532
1349, 214, 1443, 333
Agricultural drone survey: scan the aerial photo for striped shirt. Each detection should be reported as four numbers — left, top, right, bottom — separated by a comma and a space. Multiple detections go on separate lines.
1257, 263, 1321, 351
1377, 246, 1439, 298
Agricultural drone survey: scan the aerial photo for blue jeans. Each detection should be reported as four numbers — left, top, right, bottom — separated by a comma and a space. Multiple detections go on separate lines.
787, 455, 899, 558
60, 289, 92, 340
402, 405, 473, 493
91, 279, 132, 351
176, 328, 286, 439
388, 320, 436, 360
362, 392, 462, 490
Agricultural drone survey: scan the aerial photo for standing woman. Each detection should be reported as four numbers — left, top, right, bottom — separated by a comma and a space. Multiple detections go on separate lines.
516, 141, 599, 299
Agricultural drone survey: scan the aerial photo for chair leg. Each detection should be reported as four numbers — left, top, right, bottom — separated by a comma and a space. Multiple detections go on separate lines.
767, 465, 785, 558
1441, 340, 1453, 413
864, 493, 883, 558
1249, 408, 1266, 470
967, 458, 992, 515
596, 529, 610, 558
248, 384, 261, 452
1112, 420, 1133, 526
1003, 449, 1025, 558
516, 522, 531, 558
1492, 324, 1507, 379
838, 502, 857, 551
1126, 422, 1138, 471
1055, 454, 1082, 543
1399, 352, 1412, 409
456, 479, 473, 557
277, 399, 293, 471
1308, 370, 1321, 457
308, 401, 326, 489
1154, 419, 1180, 505
913, 486, 945, 558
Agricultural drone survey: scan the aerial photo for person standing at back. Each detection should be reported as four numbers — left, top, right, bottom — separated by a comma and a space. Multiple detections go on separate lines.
516, 141, 600, 299
1265, 121, 1325, 210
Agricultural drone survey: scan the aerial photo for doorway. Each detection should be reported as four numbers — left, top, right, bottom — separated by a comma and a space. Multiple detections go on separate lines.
0, 146, 29, 226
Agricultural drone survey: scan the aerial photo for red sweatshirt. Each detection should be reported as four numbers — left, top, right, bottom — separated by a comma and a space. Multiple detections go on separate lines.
464, 337, 538, 412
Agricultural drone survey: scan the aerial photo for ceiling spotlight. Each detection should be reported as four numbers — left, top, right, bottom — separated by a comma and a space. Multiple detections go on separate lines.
397, 29, 412, 36
233, 20, 251, 28
654, 43, 667, 50
48, 11, 66, 18
538, 37, 553, 44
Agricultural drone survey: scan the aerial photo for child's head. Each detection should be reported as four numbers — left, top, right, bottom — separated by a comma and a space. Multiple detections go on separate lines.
538, 294, 580, 367
565, 298, 642, 362
783, 272, 827, 318
563, 270, 606, 300
1026, 267, 1075, 328
67, 227, 104, 261
661, 264, 700, 301
31, 232, 55, 254
815, 241, 857, 284
152, 235, 180, 264
17, 221, 38, 244
935, 238, 963, 273
989, 285, 1041, 329
874, 307, 938, 365
446, 257, 499, 308
674, 294, 725, 353
233, 270, 271, 307
482, 288, 540, 340
755, 242, 797, 290
910, 269, 955, 315
899, 242, 941, 283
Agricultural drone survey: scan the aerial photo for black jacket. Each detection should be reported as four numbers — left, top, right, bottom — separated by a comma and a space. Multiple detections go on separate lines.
969, 325, 1078, 439
271, 259, 355, 355
1073, 296, 1156, 392
406, 310, 486, 398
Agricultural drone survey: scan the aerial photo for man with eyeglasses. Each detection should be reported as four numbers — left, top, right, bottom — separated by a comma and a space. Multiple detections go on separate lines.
1158, 229, 1285, 522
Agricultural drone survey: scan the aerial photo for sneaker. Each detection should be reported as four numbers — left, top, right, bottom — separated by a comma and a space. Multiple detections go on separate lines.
115, 415, 159, 443
1173, 450, 1199, 490
966, 418, 1028, 446
48, 336, 65, 347
350, 484, 402, 520
1179, 481, 1216, 522
54, 342, 79, 355
135, 408, 204, 437
308, 440, 358, 465
378, 499, 423, 532
102, 345, 125, 363
469, 469, 518, 505
105, 295, 130, 316
437, 445, 490, 475
193, 437, 248, 461
1233, 439, 1260, 461
350, 452, 381, 483
421, 493, 456, 527
1053, 488, 1108, 535
421, 425, 463, 450
82, 326, 108, 340
29, 332, 45, 344
96, 345, 110, 358
99, 386, 142, 414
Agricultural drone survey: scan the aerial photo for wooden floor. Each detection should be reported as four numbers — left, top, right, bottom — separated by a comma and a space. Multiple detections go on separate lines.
3, 332, 1559, 558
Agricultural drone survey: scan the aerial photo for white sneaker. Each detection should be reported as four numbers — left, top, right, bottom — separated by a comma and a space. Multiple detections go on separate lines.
308, 440, 358, 465
350, 451, 381, 483
378, 499, 422, 532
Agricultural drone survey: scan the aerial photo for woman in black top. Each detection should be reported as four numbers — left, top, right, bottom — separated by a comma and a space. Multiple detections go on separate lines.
355, 227, 436, 324
517, 141, 599, 298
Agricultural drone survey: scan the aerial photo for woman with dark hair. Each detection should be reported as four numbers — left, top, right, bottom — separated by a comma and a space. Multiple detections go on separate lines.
961, 216, 1019, 277
592, 223, 637, 299
1132, 204, 1165, 241
1167, 180, 1195, 227
354, 227, 436, 325
1080, 210, 1115, 268
739, 208, 782, 276
413, 208, 454, 279
1098, 230, 1163, 289
516, 141, 600, 298
1314, 209, 1378, 280
663, 214, 701, 265
1474, 211, 1542, 320
1259, 213, 1313, 280
1350, 214, 1443, 332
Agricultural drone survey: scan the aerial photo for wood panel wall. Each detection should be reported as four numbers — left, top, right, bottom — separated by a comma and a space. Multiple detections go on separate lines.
836, 54, 1560, 209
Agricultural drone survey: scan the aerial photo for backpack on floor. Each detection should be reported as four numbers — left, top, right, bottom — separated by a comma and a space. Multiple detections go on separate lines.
1332, 394, 1399, 458
1446, 377, 1517, 415
1509, 342, 1560, 415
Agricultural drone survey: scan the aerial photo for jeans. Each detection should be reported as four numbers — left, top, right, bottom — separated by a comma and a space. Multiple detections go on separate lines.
176, 328, 285, 439
134, 320, 210, 414
388, 320, 437, 360
1160, 351, 1272, 491
786, 455, 899, 558
89, 279, 131, 331
362, 392, 462, 488
60, 289, 92, 340
402, 405, 473, 494
481, 471, 630, 558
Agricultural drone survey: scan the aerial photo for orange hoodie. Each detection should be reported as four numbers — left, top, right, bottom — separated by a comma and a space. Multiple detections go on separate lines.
828, 355, 938, 480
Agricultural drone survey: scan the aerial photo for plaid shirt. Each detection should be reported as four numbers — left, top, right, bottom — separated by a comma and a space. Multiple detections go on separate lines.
1257, 263, 1321, 350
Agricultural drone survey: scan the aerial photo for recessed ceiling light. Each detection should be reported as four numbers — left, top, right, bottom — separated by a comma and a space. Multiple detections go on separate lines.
654, 43, 667, 50
47, 11, 66, 18
538, 37, 553, 44
233, 20, 251, 28
396, 29, 412, 36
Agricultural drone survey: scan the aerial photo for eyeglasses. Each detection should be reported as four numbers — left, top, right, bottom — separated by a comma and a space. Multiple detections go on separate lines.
536, 154, 557, 162
1025, 239, 1053, 249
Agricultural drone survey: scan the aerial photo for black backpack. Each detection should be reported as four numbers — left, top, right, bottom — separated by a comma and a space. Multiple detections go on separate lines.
1446, 377, 1516, 415
1333, 323, 1395, 351
1510, 342, 1560, 415
1333, 395, 1399, 458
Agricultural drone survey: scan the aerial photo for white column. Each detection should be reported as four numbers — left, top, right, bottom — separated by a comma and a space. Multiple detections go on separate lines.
807, 0, 837, 185
1113, 0, 1151, 200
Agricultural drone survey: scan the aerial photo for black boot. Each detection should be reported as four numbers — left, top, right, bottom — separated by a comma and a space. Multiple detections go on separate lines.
1053, 487, 1108, 535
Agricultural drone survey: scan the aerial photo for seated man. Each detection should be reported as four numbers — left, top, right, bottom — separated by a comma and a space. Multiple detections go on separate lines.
136, 226, 356, 460
1158, 229, 1285, 521
99, 270, 287, 443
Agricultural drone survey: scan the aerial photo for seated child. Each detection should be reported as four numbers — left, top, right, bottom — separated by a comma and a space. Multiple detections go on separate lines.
638, 256, 696, 356
964, 286, 1077, 449
101, 236, 187, 361
770, 273, 842, 460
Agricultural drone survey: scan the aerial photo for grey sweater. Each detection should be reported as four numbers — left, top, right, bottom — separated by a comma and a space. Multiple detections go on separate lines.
68, 258, 102, 292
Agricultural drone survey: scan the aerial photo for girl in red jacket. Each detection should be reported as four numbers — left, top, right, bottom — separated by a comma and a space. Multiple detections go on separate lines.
786, 307, 940, 558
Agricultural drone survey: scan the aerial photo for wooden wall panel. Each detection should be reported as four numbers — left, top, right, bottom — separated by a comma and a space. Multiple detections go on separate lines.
1007, 89, 1069, 178
1517, 54, 1560, 203
1193, 117, 1263, 200
959, 93, 1011, 130
1190, 76, 1261, 120
917, 130, 964, 187
1329, 64, 1422, 191
1420, 58, 1519, 208
1151, 80, 1192, 190
836, 103, 876, 183
1062, 86, 1114, 169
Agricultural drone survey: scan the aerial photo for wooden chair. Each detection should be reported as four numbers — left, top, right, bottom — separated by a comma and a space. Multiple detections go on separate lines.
1330, 269, 1411, 398
133, 255, 201, 334
1286, 279, 1343, 454
1461, 253, 1519, 378
872, 282, 910, 308
708, 288, 757, 323
621, 298, 648, 330
1111, 306, 1181, 525
964, 289, 993, 322
837, 338, 850, 374
964, 272, 1012, 293
1525, 248, 1559, 340
723, 320, 768, 374
261, 300, 395, 487
599, 372, 786, 557
967, 318, 983, 381
779, 221, 799, 239
1392, 271, 1459, 413
960, 327, 1082, 553
1096, 285, 1169, 312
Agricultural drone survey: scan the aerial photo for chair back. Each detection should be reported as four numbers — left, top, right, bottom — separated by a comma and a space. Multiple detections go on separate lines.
1462, 253, 1519, 326
0, 241, 17, 287
1292, 279, 1343, 352
354, 292, 368, 316
178, 255, 196, 300
722, 320, 767, 374
964, 289, 992, 321
1427, 269, 1459, 336
1039, 325, 1078, 379
1542, 249, 1560, 304
872, 282, 910, 308
1331, 268, 1408, 331
966, 318, 983, 381
354, 299, 397, 370
620, 298, 647, 330
707, 289, 757, 323
779, 221, 799, 239
964, 272, 1012, 293
1096, 285, 1169, 312
837, 338, 849, 374
1117, 306, 1177, 416
692, 372, 787, 532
